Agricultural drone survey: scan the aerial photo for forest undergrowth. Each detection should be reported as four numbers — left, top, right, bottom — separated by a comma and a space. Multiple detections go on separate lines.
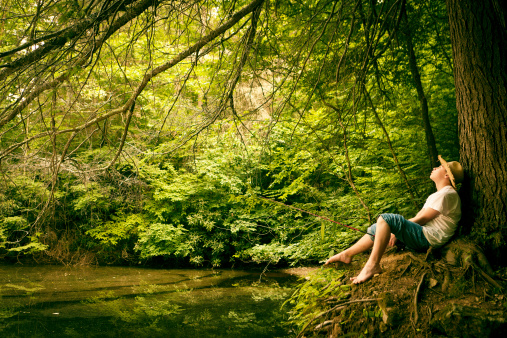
283, 239, 507, 337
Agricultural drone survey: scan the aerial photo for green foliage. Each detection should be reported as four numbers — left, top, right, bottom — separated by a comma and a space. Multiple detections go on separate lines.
0, 177, 49, 256
7, 241, 48, 254
86, 214, 144, 246
136, 223, 191, 258
71, 183, 112, 214
1, 216, 28, 230
283, 268, 350, 331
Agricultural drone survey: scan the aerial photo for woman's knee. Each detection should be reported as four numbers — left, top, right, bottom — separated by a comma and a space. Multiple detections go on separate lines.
378, 213, 405, 235
377, 215, 390, 229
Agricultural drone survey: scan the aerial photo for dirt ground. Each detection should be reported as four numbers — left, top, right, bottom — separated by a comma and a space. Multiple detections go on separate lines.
282, 243, 507, 337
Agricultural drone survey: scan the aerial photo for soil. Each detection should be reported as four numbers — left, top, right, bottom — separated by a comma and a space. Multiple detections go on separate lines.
284, 242, 507, 337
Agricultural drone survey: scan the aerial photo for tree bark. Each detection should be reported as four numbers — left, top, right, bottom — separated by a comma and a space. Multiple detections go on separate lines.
446, 0, 507, 260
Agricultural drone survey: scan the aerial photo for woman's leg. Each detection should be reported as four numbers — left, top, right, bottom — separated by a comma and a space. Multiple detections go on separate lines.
324, 234, 374, 265
350, 216, 391, 284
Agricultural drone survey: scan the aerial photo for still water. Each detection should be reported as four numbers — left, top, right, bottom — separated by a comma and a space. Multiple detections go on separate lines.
0, 265, 299, 337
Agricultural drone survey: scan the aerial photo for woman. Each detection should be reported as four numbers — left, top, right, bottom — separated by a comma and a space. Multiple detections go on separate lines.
325, 155, 463, 284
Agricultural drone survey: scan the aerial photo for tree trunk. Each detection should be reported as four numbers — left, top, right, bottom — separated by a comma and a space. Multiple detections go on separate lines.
446, 0, 507, 261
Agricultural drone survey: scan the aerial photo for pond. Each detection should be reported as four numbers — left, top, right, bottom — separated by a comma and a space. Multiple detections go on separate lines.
0, 264, 300, 337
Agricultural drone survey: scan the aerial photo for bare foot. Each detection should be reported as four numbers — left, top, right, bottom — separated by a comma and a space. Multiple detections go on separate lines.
350, 262, 382, 284
324, 252, 352, 265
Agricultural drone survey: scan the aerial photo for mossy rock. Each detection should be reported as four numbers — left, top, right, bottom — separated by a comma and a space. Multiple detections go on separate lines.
430, 303, 507, 337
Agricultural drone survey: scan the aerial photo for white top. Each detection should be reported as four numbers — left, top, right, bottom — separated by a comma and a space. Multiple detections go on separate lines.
422, 185, 461, 247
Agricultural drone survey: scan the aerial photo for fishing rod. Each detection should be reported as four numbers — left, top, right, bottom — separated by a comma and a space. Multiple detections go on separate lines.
257, 196, 374, 236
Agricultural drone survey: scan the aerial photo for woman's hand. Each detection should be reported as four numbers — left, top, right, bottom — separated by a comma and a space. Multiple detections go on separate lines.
388, 233, 397, 247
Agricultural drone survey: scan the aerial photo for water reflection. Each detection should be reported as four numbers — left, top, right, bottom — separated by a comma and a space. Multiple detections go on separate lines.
0, 265, 297, 337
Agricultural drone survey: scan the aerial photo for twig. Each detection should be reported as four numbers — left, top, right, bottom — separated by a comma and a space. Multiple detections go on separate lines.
314, 320, 333, 332
258, 260, 271, 283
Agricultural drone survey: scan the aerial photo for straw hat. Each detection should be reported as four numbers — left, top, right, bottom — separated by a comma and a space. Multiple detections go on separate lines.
438, 155, 464, 189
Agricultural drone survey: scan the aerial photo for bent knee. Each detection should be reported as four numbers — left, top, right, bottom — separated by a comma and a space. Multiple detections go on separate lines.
377, 216, 390, 228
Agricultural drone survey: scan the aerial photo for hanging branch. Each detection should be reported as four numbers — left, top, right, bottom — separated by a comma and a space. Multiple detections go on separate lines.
336, 0, 360, 82
225, 3, 262, 106
261, 0, 336, 147
364, 86, 420, 207
224, 4, 264, 146
289, 0, 342, 140
105, 100, 137, 170
353, 0, 404, 91
31, 131, 78, 228
323, 100, 372, 223
401, 4, 439, 169
0, 0, 265, 162
0, 0, 162, 129
0, 0, 141, 80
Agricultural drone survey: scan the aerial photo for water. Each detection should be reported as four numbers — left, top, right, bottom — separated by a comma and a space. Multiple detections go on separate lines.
0, 265, 299, 337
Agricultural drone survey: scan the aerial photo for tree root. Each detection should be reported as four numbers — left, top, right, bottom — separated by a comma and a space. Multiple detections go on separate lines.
424, 246, 433, 261
444, 239, 495, 275
442, 239, 503, 290
412, 271, 427, 325
408, 252, 435, 277
472, 261, 503, 290
324, 294, 351, 304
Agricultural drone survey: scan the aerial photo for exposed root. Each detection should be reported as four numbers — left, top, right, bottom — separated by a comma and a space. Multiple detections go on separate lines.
412, 271, 427, 325
305, 240, 506, 337
408, 252, 435, 277
424, 246, 433, 261
472, 261, 503, 290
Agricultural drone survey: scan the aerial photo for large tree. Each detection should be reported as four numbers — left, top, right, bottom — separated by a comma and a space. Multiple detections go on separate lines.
446, 0, 507, 260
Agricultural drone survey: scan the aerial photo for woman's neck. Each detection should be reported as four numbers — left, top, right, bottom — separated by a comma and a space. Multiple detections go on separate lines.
435, 181, 452, 191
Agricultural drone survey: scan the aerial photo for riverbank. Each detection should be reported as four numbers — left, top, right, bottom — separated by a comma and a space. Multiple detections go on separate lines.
285, 242, 507, 337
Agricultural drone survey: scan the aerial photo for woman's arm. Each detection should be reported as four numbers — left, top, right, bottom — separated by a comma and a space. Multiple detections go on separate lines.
409, 208, 440, 226
389, 208, 441, 247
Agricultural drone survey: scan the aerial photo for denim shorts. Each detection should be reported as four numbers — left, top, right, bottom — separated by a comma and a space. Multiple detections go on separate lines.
367, 213, 430, 252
